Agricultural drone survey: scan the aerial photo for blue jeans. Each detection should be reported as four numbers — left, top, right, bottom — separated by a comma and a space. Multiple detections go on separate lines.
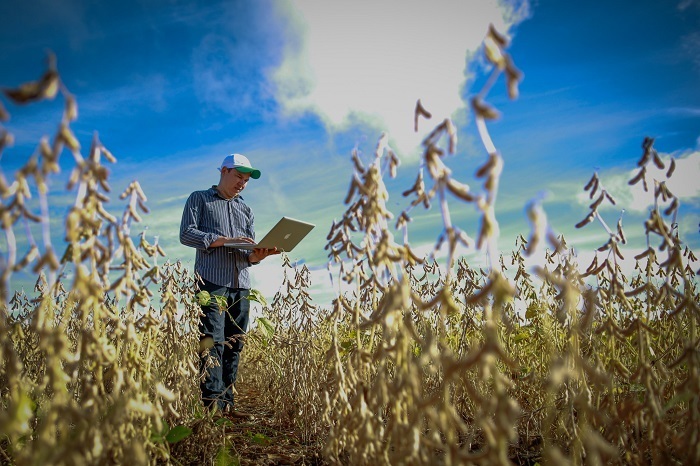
198, 279, 250, 411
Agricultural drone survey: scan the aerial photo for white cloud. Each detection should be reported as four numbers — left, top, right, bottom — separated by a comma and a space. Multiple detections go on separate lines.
677, 0, 700, 11
250, 259, 287, 299
79, 73, 171, 116
190, 1, 285, 117
250, 258, 337, 313
192, 33, 269, 116
271, 0, 529, 159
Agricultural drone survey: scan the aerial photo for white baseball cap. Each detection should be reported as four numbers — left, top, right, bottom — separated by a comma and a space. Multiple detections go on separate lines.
219, 153, 261, 179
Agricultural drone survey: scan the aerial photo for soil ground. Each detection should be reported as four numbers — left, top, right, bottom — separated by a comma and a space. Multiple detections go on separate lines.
224, 383, 326, 466
222, 383, 542, 465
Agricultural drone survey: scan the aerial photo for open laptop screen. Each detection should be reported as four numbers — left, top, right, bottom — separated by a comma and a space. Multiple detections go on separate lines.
224, 216, 315, 252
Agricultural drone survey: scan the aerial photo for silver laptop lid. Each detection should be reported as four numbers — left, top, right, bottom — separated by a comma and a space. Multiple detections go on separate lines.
225, 216, 315, 252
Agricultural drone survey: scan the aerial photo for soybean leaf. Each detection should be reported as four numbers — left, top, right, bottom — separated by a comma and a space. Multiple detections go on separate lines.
215, 417, 235, 427
166, 425, 192, 444
525, 306, 538, 320
150, 421, 169, 443
247, 288, 268, 307
215, 442, 239, 466
250, 433, 271, 446
257, 317, 276, 346
213, 294, 228, 311
196, 290, 211, 305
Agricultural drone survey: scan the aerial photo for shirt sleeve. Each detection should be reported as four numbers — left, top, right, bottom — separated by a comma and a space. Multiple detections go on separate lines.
247, 207, 259, 265
179, 192, 219, 251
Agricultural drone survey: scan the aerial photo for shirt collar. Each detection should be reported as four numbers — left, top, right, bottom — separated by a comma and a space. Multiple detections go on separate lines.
209, 185, 244, 201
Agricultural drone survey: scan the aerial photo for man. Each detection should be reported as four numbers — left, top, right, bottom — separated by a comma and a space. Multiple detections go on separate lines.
180, 153, 279, 417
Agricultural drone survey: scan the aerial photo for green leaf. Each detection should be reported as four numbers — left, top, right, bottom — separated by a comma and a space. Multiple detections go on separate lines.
150, 421, 170, 443
257, 317, 275, 340
196, 291, 211, 305
250, 432, 271, 445
513, 332, 529, 343
525, 306, 538, 319
12, 391, 36, 434
412, 344, 422, 357
213, 294, 228, 311
150, 432, 165, 443
247, 288, 268, 307
166, 425, 192, 443
215, 444, 239, 466
193, 405, 206, 420
215, 417, 235, 427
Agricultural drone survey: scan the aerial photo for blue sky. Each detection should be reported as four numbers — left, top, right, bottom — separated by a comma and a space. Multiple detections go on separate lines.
1, 0, 699, 305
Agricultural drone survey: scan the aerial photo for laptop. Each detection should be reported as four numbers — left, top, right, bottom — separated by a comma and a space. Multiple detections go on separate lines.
224, 216, 315, 252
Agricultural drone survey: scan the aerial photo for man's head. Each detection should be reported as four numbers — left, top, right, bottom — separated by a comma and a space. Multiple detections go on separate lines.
219, 153, 261, 179
217, 153, 260, 198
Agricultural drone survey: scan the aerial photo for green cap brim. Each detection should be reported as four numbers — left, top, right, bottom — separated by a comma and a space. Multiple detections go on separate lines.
235, 167, 261, 179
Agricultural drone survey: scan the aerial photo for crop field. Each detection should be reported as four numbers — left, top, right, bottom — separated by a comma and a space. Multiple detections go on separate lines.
1, 27, 699, 466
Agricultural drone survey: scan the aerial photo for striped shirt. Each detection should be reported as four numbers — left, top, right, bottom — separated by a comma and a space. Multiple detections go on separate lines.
179, 186, 256, 289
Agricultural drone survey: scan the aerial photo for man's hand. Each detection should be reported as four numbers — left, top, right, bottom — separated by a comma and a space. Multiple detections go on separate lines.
209, 236, 280, 263
210, 236, 254, 248
249, 247, 280, 263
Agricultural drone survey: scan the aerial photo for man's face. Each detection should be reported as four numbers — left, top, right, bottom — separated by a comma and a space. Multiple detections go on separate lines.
221, 167, 251, 195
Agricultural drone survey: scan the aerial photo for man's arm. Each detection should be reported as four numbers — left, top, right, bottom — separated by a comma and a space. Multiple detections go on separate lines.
179, 192, 219, 250
180, 193, 259, 250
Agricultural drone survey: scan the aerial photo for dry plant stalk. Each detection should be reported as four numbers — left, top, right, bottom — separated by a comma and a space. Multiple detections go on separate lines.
0, 55, 210, 465
242, 24, 700, 466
